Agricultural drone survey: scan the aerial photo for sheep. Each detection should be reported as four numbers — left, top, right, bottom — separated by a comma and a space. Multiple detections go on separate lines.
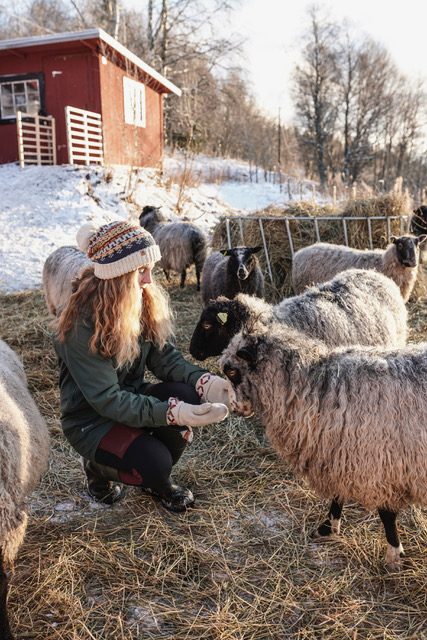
291, 234, 427, 302
219, 324, 427, 570
410, 205, 427, 236
410, 206, 427, 263
0, 339, 50, 638
43, 245, 91, 316
139, 205, 208, 290
200, 246, 264, 306
190, 268, 407, 360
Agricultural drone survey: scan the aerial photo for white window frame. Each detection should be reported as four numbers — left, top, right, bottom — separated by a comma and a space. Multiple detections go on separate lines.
123, 76, 146, 128
0, 78, 40, 119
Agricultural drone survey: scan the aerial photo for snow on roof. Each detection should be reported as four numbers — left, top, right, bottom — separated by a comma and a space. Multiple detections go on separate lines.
0, 28, 181, 96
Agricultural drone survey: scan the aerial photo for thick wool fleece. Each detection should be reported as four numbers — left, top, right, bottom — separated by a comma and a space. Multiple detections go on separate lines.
43, 245, 91, 315
292, 241, 419, 301
0, 340, 50, 565
190, 268, 407, 360
220, 325, 427, 513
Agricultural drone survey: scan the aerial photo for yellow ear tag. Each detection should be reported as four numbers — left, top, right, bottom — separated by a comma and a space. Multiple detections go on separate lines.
217, 312, 228, 325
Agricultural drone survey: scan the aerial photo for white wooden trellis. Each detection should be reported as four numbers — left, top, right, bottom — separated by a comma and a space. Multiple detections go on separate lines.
65, 106, 103, 165
16, 113, 56, 167
223, 214, 410, 285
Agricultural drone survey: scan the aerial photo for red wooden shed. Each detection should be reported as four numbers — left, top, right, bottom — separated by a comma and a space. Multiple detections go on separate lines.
0, 28, 181, 167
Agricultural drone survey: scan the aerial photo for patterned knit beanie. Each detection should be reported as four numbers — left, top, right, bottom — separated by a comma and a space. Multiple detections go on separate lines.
76, 220, 161, 279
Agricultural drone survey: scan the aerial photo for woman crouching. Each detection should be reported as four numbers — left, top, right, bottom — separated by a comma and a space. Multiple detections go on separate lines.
51, 220, 229, 512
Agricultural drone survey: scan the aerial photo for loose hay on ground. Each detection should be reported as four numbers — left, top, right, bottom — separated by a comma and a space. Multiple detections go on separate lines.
0, 262, 427, 640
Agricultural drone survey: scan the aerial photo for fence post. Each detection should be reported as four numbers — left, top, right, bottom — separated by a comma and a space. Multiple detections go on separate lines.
314, 218, 320, 242
342, 219, 349, 246
285, 218, 295, 258
367, 217, 373, 249
225, 218, 232, 249
258, 219, 273, 284
238, 218, 244, 244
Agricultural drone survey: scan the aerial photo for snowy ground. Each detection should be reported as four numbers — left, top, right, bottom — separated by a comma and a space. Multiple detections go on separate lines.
0, 153, 315, 294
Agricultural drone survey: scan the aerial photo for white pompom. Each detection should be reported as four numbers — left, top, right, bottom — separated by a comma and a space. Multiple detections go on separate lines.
76, 222, 99, 253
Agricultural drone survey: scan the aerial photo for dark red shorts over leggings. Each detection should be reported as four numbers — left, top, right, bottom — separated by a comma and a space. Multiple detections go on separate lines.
94, 382, 200, 492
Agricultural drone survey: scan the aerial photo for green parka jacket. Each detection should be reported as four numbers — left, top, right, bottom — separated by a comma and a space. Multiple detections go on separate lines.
53, 314, 208, 460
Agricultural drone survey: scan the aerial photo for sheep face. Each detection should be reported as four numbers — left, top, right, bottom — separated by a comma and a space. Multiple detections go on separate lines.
390, 234, 427, 267
189, 299, 242, 360
220, 247, 261, 281
220, 334, 263, 417
139, 206, 168, 232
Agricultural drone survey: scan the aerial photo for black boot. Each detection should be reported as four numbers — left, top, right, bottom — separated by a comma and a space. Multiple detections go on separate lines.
142, 481, 195, 513
81, 458, 124, 505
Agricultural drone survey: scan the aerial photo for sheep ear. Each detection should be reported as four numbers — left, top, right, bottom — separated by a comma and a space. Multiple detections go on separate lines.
417, 234, 427, 245
250, 246, 262, 254
390, 236, 397, 244
236, 345, 256, 363
220, 249, 230, 257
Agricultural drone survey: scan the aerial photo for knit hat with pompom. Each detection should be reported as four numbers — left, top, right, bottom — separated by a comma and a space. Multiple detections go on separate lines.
76, 220, 161, 279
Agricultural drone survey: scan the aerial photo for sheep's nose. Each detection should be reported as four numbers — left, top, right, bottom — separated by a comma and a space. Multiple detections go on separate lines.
238, 267, 248, 279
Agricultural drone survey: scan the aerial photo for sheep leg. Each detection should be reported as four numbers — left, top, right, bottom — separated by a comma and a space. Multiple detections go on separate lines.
378, 508, 404, 570
0, 549, 13, 640
180, 269, 186, 288
313, 499, 343, 538
195, 265, 201, 291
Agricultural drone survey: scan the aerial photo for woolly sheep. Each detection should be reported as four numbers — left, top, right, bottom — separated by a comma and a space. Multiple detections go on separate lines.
190, 268, 407, 360
410, 206, 427, 263
291, 235, 427, 302
410, 205, 427, 237
0, 339, 50, 638
139, 205, 208, 290
220, 324, 427, 570
43, 245, 91, 316
200, 247, 264, 306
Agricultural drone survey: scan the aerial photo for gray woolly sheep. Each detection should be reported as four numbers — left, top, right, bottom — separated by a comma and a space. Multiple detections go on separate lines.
200, 247, 264, 306
220, 324, 427, 570
0, 339, 50, 638
190, 268, 407, 360
291, 234, 427, 302
139, 205, 208, 290
43, 245, 91, 316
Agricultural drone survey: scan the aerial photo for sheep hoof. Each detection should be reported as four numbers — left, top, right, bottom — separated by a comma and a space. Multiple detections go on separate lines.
312, 516, 341, 539
385, 543, 405, 571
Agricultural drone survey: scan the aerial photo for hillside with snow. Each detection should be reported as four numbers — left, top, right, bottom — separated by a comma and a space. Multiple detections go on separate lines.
0, 153, 315, 294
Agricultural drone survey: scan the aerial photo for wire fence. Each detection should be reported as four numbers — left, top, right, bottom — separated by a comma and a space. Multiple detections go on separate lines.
223, 214, 411, 284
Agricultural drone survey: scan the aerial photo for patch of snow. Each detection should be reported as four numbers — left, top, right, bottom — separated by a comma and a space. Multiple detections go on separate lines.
0, 154, 317, 294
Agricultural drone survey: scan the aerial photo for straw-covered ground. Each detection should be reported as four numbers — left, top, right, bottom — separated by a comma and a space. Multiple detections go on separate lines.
1, 202, 427, 639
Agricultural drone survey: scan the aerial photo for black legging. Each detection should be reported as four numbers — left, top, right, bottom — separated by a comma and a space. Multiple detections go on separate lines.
94, 382, 200, 493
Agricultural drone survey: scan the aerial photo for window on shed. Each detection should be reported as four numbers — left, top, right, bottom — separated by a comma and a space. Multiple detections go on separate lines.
123, 76, 146, 128
0, 79, 40, 119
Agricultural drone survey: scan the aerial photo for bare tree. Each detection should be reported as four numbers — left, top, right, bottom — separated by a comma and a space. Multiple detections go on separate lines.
292, 6, 340, 188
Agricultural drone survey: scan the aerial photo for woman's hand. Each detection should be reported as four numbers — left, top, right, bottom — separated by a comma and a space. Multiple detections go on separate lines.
167, 397, 228, 427
195, 374, 230, 408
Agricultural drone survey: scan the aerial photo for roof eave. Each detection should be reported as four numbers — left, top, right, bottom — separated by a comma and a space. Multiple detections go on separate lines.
0, 28, 181, 96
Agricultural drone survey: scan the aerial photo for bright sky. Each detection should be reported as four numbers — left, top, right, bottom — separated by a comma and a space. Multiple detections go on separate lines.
121, 0, 427, 123
233, 0, 427, 122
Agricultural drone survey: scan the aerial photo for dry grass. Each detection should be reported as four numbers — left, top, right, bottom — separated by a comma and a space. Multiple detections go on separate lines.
212, 192, 414, 302
1, 259, 427, 640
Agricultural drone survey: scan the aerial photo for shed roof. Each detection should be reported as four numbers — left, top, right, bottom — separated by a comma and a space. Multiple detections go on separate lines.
0, 28, 181, 96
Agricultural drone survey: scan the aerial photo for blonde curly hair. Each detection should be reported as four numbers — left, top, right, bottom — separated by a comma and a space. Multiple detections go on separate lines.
53, 266, 174, 368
